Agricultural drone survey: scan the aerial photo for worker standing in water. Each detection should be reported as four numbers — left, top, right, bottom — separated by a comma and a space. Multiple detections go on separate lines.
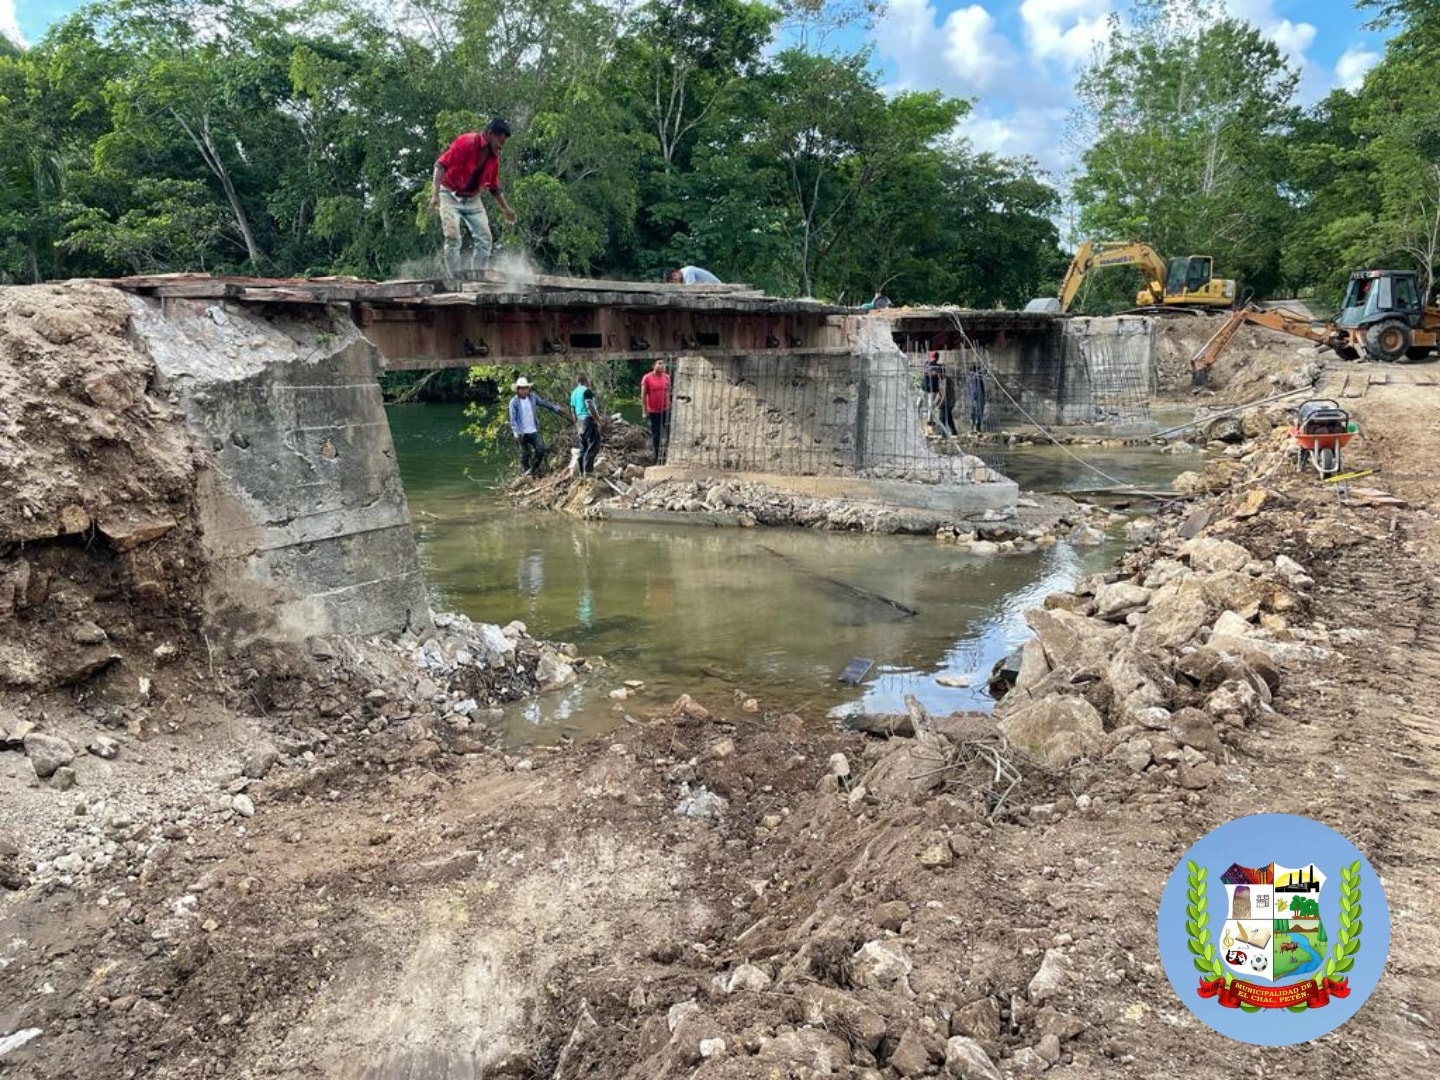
570, 374, 604, 477
428, 118, 518, 277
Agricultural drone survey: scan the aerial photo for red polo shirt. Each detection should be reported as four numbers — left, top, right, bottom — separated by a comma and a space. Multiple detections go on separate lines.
436, 132, 501, 197
641, 371, 671, 414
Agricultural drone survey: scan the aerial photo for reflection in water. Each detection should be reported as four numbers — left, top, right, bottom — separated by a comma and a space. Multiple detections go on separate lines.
386, 404, 1178, 745
517, 552, 545, 596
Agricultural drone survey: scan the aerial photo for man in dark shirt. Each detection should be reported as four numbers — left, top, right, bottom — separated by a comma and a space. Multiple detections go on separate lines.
570, 375, 604, 477
429, 118, 518, 277
966, 366, 987, 433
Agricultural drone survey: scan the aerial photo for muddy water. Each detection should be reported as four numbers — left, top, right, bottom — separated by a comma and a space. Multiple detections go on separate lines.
386, 404, 1186, 743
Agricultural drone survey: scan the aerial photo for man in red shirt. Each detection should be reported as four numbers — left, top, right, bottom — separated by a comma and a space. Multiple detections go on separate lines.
640, 359, 672, 463
428, 118, 518, 277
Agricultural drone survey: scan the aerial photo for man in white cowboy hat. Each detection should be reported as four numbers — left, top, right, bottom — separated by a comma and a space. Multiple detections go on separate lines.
507, 376, 569, 475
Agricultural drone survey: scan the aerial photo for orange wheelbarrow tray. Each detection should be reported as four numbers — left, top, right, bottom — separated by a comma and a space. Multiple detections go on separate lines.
1288, 426, 1357, 453
1287, 399, 1358, 478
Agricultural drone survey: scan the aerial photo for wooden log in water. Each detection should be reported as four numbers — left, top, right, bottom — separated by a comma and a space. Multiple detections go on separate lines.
759, 546, 918, 617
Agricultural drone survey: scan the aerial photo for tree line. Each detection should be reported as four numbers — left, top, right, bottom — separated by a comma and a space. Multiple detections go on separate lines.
3, 0, 1439, 312
0, 0, 1062, 307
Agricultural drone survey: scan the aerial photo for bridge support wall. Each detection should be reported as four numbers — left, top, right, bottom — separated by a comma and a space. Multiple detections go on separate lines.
130, 297, 429, 644
658, 320, 1018, 514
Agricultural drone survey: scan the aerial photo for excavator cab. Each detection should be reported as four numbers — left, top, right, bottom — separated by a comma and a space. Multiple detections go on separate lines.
1164, 256, 1214, 298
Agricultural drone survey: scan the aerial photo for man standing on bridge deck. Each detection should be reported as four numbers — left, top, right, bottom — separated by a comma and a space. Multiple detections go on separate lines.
508, 377, 567, 475
571, 374, 604, 478
429, 118, 518, 277
640, 359, 671, 463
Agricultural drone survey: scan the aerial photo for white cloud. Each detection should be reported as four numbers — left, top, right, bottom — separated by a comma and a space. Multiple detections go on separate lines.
1, 0, 26, 49
1019, 0, 1111, 70
876, 0, 1017, 93
962, 103, 1072, 174
1226, 1, 1316, 65
1335, 45, 1380, 91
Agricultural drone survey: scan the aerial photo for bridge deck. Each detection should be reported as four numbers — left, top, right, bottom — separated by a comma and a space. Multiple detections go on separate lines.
105, 271, 856, 370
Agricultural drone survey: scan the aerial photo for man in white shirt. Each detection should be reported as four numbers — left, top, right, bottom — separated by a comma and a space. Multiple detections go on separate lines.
666, 266, 722, 285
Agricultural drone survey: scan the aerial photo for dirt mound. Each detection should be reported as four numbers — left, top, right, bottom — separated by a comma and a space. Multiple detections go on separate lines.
0, 284, 203, 694
1153, 313, 1325, 401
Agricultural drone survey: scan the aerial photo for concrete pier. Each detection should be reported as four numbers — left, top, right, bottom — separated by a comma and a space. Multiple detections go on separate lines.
131, 298, 429, 643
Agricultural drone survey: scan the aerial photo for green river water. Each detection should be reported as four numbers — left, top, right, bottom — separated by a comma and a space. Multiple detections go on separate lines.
386, 404, 1189, 743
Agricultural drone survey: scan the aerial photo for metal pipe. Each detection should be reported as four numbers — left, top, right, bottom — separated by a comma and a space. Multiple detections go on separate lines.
1151, 385, 1315, 439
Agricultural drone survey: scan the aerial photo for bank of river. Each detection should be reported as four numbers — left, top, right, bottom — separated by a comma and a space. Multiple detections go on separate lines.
386, 404, 1186, 742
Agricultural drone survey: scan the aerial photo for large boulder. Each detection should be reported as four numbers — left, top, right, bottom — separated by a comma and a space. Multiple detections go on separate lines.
1170, 707, 1224, 755
1175, 637, 1281, 697
998, 697, 1105, 766
22, 732, 75, 779
851, 940, 914, 992
1133, 578, 1213, 651
1024, 609, 1127, 671
861, 737, 951, 800
758, 1028, 852, 1071
797, 986, 888, 1053
945, 1037, 1002, 1080
1197, 570, 1270, 616
1180, 536, 1252, 574
1012, 638, 1051, 697
1107, 646, 1173, 727
1094, 582, 1151, 622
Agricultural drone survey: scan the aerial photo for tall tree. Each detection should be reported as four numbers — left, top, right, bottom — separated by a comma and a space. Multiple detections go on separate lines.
1070, 1, 1299, 300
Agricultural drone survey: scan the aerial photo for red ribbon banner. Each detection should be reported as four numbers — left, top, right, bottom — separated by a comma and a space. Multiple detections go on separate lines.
1197, 976, 1351, 1009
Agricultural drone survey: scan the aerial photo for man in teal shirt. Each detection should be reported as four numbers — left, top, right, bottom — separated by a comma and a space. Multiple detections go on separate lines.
570, 374, 603, 477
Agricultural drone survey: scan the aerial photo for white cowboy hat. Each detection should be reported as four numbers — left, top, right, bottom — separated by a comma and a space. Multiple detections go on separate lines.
513, 377, 532, 389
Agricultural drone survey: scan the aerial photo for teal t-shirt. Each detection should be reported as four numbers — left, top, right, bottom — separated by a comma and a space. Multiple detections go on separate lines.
570, 384, 594, 421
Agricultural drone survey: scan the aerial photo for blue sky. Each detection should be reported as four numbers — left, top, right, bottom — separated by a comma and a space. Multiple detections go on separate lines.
870, 0, 1388, 173
6, 0, 1388, 177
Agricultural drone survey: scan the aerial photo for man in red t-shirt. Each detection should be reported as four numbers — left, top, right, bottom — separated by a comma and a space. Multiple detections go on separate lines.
428, 118, 518, 277
640, 359, 672, 463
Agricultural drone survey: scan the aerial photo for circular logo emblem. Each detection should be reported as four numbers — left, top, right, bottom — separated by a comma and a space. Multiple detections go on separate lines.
1157, 813, 1390, 1046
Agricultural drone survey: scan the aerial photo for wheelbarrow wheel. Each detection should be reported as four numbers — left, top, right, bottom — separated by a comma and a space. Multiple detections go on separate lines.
1318, 446, 1339, 478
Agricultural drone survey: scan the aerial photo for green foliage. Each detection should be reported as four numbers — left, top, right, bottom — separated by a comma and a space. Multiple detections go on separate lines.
5, 0, 1062, 305
1071, 2, 1299, 303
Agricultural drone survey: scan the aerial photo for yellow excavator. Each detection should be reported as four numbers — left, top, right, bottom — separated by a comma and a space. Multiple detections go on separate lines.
1050, 241, 1238, 313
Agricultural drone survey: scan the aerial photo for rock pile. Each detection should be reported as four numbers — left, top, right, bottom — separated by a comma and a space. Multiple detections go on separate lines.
0, 610, 587, 892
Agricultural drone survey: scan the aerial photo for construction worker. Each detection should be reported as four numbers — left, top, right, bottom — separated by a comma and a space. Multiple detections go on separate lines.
640, 359, 671, 463
428, 118, 518, 277
507, 377, 567, 475
570, 374, 604, 477
966, 365, 987, 433
666, 266, 722, 285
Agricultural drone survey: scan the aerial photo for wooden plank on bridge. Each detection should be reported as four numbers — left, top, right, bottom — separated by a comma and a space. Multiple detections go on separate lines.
462, 271, 761, 295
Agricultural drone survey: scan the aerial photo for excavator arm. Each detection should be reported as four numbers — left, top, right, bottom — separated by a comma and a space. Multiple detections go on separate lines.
1059, 241, 1171, 312
1191, 304, 1339, 385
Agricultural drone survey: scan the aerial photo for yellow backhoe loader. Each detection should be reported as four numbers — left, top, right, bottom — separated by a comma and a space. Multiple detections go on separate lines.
1191, 270, 1440, 384
1046, 241, 1238, 313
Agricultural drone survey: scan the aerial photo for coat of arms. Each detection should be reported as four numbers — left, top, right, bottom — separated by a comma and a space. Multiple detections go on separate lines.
1186, 858, 1363, 1012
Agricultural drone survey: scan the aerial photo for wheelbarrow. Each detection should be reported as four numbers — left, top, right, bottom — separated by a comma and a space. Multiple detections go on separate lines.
1289, 399, 1357, 479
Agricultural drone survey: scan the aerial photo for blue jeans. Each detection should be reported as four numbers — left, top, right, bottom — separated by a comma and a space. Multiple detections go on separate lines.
439, 189, 492, 275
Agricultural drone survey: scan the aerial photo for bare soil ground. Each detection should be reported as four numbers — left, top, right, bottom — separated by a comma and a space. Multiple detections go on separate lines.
1153, 313, 1328, 401
2, 295, 1439, 1080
